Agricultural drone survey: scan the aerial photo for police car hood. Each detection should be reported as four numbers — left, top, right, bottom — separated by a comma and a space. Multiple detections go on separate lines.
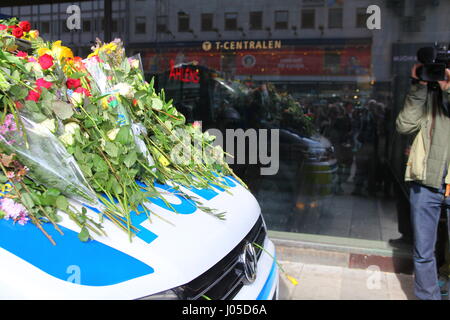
0, 177, 261, 299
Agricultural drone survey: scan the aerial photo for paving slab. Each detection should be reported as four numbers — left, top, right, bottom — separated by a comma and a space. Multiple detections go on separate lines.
279, 260, 415, 300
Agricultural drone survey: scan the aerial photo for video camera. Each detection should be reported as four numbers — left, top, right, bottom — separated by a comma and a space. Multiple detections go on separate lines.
416, 43, 450, 82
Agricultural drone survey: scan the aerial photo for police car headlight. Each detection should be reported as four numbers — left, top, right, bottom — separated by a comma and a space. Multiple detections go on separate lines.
138, 289, 179, 300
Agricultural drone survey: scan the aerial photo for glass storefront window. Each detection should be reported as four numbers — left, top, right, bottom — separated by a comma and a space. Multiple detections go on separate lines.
1, 0, 449, 248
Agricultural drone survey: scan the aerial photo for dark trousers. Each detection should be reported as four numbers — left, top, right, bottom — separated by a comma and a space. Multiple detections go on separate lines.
409, 182, 450, 300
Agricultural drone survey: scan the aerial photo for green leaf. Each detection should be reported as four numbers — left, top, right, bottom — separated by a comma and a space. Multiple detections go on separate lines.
69, 72, 86, 79
105, 141, 119, 157
109, 176, 122, 195
93, 154, 108, 172
0, 174, 7, 183
78, 227, 90, 242
124, 151, 137, 168
115, 126, 132, 145
9, 85, 28, 100
20, 192, 35, 209
30, 192, 42, 206
55, 195, 69, 211
151, 98, 163, 110
86, 103, 98, 116
24, 100, 39, 112
74, 145, 85, 161
52, 101, 74, 120
46, 188, 61, 197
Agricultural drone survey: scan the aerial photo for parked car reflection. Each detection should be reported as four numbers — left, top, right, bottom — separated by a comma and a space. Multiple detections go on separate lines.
153, 63, 337, 231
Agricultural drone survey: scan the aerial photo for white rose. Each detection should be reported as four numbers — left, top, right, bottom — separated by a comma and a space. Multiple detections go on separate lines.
59, 132, 74, 146
39, 118, 56, 133
59, 122, 80, 146
69, 92, 84, 106
107, 128, 120, 141
64, 122, 80, 135
112, 83, 134, 99
129, 58, 140, 69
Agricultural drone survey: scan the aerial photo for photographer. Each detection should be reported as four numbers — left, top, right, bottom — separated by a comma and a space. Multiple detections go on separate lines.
396, 64, 450, 300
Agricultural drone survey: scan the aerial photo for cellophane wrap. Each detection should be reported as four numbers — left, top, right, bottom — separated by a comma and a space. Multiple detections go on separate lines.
0, 115, 98, 205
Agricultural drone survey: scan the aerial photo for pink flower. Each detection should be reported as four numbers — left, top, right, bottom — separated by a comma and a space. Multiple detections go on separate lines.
16, 51, 27, 58
38, 54, 54, 70
0, 114, 17, 135
0, 198, 29, 225
192, 121, 202, 129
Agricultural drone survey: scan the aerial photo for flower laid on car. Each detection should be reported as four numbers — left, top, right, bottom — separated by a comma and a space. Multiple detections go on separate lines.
0, 18, 244, 244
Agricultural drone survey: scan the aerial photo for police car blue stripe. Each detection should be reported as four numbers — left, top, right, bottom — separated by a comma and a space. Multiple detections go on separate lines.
0, 220, 154, 286
256, 258, 277, 300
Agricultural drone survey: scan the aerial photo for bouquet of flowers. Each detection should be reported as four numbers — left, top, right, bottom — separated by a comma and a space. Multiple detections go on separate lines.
265, 83, 315, 137
0, 21, 110, 242
0, 18, 244, 243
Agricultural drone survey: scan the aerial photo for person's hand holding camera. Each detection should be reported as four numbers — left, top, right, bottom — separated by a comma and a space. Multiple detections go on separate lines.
411, 64, 427, 86
438, 68, 450, 91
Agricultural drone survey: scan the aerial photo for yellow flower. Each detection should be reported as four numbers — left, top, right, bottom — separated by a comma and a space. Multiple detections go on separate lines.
51, 41, 74, 61
87, 48, 100, 59
37, 47, 51, 56
37, 41, 73, 63
102, 42, 117, 54
158, 155, 170, 167
101, 97, 109, 110
88, 42, 118, 58
28, 30, 39, 39
285, 274, 299, 286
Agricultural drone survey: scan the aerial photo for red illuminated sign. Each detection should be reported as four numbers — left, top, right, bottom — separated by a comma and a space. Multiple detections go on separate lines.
169, 60, 200, 83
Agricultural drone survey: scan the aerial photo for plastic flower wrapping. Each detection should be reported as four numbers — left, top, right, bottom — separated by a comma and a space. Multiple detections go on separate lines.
0, 20, 243, 243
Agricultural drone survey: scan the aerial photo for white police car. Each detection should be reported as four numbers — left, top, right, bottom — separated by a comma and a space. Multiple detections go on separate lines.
0, 175, 279, 300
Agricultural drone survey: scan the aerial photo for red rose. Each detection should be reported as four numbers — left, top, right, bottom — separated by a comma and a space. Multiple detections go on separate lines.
38, 54, 54, 70
14, 101, 24, 110
66, 78, 81, 89
0, 24, 7, 31
36, 78, 53, 89
25, 88, 41, 102
16, 51, 27, 58
12, 27, 23, 38
18, 21, 31, 33
75, 87, 91, 97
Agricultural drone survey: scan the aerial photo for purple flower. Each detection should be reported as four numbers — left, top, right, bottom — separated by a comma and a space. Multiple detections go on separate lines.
0, 114, 20, 145
0, 198, 29, 225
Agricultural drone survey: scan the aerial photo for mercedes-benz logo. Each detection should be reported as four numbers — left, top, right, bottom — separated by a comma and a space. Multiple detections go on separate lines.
239, 242, 258, 284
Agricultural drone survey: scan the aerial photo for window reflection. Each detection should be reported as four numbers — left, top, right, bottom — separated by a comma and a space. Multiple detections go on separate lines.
4, 0, 449, 245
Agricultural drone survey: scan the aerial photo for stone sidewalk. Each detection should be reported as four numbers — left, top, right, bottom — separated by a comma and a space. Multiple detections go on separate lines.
278, 261, 417, 300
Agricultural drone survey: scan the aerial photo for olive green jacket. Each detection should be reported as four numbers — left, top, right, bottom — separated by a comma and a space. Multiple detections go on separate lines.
396, 83, 450, 188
